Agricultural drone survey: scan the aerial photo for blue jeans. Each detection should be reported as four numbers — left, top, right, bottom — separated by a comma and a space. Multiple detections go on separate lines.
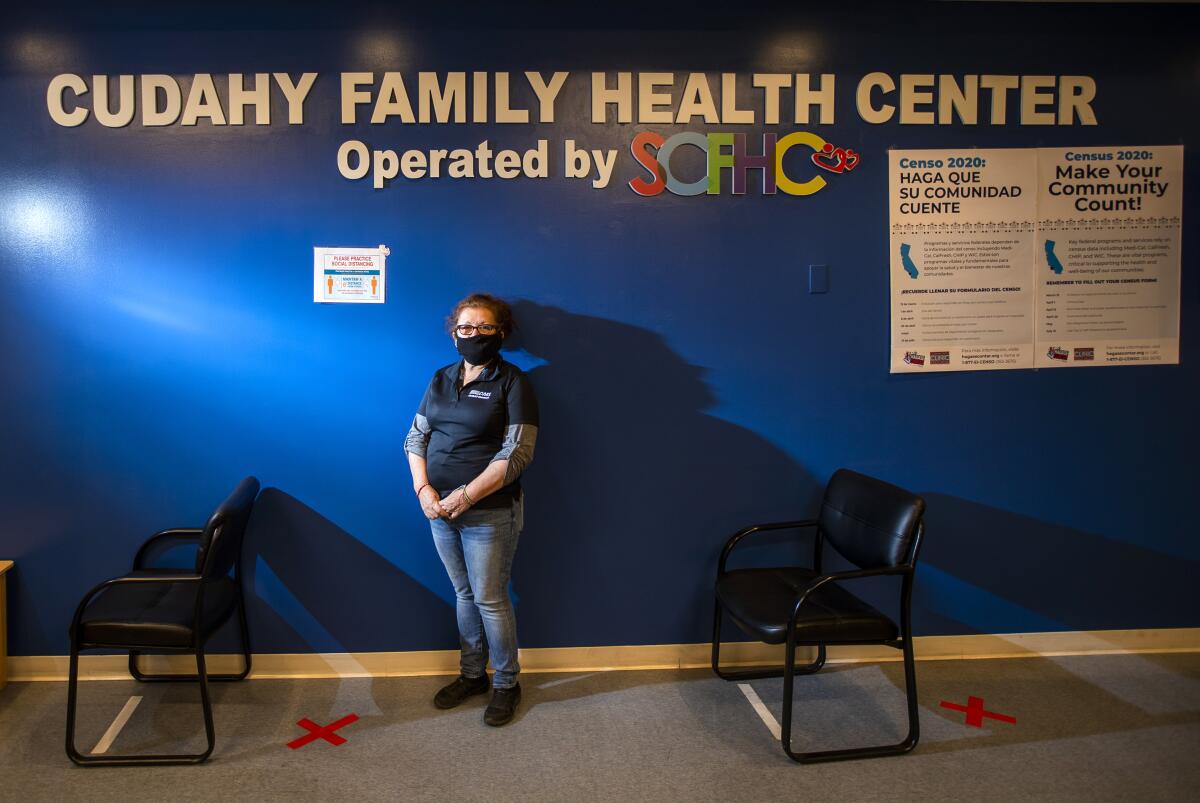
430, 496, 523, 689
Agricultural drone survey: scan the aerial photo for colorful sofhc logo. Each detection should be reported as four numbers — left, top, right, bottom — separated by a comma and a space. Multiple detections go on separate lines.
628, 131, 859, 197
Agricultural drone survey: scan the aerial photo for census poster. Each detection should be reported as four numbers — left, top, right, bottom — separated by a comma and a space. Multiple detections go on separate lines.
889, 149, 1038, 373
1034, 146, 1182, 368
889, 146, 1182, 372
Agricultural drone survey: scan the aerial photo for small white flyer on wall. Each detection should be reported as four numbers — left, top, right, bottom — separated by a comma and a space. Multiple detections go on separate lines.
313, 245, 389, 303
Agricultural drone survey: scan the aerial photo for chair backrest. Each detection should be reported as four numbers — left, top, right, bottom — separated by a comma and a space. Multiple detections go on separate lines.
818, 469, 925, 570
195, 476, 261, 579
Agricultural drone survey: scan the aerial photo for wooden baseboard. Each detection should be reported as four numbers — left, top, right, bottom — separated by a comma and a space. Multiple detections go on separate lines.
0, 567, 10, 691
9, 627, 1199, 682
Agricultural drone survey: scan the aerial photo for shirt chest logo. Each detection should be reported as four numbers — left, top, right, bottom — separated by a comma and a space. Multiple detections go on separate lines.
466, 389, 493, 400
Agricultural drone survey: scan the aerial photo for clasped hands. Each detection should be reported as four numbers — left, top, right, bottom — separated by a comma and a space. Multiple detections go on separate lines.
418, 485, 471, 520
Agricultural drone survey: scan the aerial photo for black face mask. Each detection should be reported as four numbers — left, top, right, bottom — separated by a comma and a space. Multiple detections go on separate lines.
456, 333, 502, 364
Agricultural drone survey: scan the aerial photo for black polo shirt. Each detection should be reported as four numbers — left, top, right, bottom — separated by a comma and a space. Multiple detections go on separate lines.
416, 358, 539, 509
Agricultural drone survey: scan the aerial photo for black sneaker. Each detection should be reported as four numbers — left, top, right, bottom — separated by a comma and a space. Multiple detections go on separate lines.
483, 683, 522, 726
434, 674, 490, 709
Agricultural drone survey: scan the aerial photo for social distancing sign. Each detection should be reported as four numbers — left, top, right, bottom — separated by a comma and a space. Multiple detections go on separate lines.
313, 245, 389, 304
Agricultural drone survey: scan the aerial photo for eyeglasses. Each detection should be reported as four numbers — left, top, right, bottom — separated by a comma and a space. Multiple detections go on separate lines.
454, 324, 499, 336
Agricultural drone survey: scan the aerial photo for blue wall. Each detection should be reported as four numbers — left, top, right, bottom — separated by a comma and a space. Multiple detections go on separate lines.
2, 3, 1197, 656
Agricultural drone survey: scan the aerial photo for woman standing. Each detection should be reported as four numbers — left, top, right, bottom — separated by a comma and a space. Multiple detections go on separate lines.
404, 293, 538, 726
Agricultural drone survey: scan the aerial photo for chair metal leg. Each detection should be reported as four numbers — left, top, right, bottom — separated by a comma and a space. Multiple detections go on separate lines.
711, 597, 826, 680
195, 647, 217, 761
65, 644, 85, 764
900, 631, 921, 749
130, 597, 252, 682
780, 635, 921, 763
65, 646, 219, 766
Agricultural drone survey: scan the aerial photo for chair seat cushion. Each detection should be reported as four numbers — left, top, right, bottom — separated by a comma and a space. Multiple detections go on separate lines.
74, 573, 239, 648
717, 568, 899, 645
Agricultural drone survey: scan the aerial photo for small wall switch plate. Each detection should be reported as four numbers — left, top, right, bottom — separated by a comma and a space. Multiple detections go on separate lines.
809, 264, 829, 294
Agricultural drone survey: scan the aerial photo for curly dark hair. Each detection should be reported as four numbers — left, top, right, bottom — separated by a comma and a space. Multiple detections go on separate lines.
446, 293, 515, 337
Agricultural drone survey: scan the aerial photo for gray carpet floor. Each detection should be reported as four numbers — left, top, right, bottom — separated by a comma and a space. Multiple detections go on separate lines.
1, 653, 1198, 802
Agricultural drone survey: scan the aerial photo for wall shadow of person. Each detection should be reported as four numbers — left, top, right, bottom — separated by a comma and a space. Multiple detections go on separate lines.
504, 300, 822, 650
913, 492, 1200, 636
240, 487, 457, 654
117, 486, 458, 656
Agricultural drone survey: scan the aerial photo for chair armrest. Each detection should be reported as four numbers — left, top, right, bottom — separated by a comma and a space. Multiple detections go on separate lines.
133, 528, 204, 570
718, 519, 818, 575
70, 574, 203, 633
789, 565, 912, 623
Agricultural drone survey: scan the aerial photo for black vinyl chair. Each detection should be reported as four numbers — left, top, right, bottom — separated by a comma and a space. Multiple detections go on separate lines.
66, 476, 260, 766
712, 468, 926, 763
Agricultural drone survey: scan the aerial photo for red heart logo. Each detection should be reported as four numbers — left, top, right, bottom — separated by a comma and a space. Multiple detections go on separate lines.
811, 146, 846, 173
842, 149, 860, 171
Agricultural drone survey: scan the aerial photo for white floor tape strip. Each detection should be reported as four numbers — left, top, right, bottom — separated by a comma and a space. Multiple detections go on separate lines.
536, 672, 598, 689
91, 696, 142, 754
738, 683, 782, 740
